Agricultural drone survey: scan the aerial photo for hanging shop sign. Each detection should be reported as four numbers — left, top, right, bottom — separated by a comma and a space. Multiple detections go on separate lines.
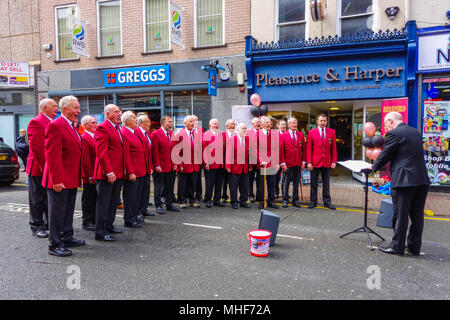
104, 65, 170, 88
0, 60, 29, 88
251, 55, 406, 102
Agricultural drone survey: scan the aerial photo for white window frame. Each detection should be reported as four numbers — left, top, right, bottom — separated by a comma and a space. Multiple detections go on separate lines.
96, 0, 123, 57
55, 4, 79, 61
194, 0, 225, 48
337, 0, 378, 36
275, 0, 308, 42
142, 0, 171, 53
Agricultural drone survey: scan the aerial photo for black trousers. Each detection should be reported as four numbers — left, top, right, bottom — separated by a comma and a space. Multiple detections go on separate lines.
204, 168, 224, 203
28, 176, 48, 233
283, 166, 301, 202
222, 169, 229, 200
95, 179, 123, 236
230, 173, 249, 205
310, 167, 331, 205
195, 168, 203, 200
275, 168, 286, 197
390, 185, 429, 254
123, 177, 145, 223
153, 171, 175, 207
47, 188, 77, 248
256, 171, 276, 202
139, 174, 151, 214
178, 172, 199, 204
248, 167, 260, 198
81, 183, 97, 225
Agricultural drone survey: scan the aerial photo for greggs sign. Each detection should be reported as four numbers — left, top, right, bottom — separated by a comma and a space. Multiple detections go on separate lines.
104, 65, 170, 87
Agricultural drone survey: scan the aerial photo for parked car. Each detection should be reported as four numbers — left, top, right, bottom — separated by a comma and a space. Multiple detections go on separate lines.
0, 139, 20, 186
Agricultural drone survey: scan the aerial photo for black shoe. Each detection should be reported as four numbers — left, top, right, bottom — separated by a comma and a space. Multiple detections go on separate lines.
48, 246, 72, 257
166, 204, 180, 212
268, 202, 279, 209
240, 203, 251, 209
196, 196, 203, 202
64, 238, 86, 248
32, 230, 49, 238
143, 210, 155, 217
44, 224, 49, 231
282, 200, 288, 208
231, 203, 239, 209
258, 203, 265, 210
292, 201, 301, 208
324, 203, 336, 210
205, 200, 212, 208
124, 221, 142, 228
378, 246, 404, 256
156, 206, 166, 214
106, 227, 122, 234
95, 234, 116, 242
213, 202, 225, 207
249, 196, 256, 203
82, 223, 96, 231
136, 214, 144, 222
148, 202, 153, 206
308, 203, 316, 209
406, 248, 420, 256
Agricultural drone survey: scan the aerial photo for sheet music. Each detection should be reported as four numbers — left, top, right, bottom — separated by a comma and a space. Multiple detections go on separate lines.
338, 160, 372, 173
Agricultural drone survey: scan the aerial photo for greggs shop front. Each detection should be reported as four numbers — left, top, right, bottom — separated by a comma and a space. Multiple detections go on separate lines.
245, 22, 419, 184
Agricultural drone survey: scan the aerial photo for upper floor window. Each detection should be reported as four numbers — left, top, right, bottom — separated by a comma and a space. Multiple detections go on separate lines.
97, 0, 122, 56
145, 0, 169, 52
195, 0, 224, 47
277, 0, 306, 42
339, 0, 374, 35
55, 5, 78, 60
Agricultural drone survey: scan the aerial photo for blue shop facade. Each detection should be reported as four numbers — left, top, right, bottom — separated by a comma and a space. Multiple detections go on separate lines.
245, 21, 419, 183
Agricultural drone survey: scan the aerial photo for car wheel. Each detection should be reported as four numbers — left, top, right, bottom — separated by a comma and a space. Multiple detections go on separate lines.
0, 180, 14, 186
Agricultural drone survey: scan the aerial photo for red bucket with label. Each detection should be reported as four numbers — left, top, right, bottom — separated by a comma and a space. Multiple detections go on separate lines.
248, 230, 272, 257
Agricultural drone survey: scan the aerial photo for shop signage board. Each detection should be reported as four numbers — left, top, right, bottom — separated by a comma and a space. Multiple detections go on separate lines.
251, 54, 406, 102
381, 98, 408, 136
418, 32, 450, 72
104, 65, 170, 87
208, 68, 217, 96
0, 60, 29, 88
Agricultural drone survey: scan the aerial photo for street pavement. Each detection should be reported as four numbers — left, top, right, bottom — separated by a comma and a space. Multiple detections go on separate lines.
0, 184, 449, 300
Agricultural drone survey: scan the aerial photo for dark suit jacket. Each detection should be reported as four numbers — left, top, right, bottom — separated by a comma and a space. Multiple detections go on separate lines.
372, 122, 430, 188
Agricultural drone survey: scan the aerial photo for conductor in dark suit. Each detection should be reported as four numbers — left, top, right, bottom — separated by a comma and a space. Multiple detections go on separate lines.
372, 111, 430, 256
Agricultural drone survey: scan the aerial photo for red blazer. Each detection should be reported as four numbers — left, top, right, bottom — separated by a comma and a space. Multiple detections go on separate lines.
26, 113, 51, 177
121, 127, 147, 178
42, 116, 82, 189
225, 135, 251, 174
151, 128, 174, 173
81, 132, 96, 184
135, 127, 153, 174
306, 127, 337, 168
256, 129, 282, 170
202, 130, 223, 170
94, 120, 130, 180
280, 130, 306, 168
172, 128, 201, 173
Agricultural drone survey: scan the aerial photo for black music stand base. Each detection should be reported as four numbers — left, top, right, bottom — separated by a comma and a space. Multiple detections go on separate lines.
339, 169, 385, 250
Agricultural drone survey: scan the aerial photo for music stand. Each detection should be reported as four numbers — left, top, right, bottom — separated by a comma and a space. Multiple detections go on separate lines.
338, 165, 385, 250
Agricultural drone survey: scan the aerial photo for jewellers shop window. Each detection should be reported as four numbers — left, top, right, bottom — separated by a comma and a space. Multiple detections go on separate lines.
145, 0, 170, 52
277, 0, 306, 42
338, 0, 374, 36
97, 0, 122, 57
55, 5, 78, 60
195, 0, 224, 47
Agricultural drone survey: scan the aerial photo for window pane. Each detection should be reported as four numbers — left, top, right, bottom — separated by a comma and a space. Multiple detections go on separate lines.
341, 15, 373, 35
193, 90, 210, 130
279, 23, 305, 41
341, 0, 372, 17
146, 0, 169, 51
197, 0, 223, 46
279, 0, 305, 23
56, 7, 77, 60
99, 1, 121, 56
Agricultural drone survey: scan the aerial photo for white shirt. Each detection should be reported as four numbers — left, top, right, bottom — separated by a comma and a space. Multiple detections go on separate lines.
262, 128, 270, 136
319, 127, 326, 139
124, 126, 134, 134
42, 113, 53, 122
227, 130, 234, 137
85, 130, 94, 139
139, 126, 151, 145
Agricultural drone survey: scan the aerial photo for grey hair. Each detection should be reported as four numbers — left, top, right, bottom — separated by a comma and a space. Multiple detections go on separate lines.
137, 114, 150, 125
184, 115, 193, 124
237, 122, 247, 130
81, 115, 94, 126
260, 116, 271, 123
104, 104, 118, 116
39, 98, 56, 112
384, 111, 403, 122
287, 117, 298, 125
58, 95, 78, 111
209, 118, 219, 126
121, 111, 135, 125
251, 117, 260, 124
225, 119, 235, 127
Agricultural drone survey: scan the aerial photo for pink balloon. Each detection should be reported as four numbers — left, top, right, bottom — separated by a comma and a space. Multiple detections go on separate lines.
250, 93, 261, 107
372, 148, 382, 160
363, 122, 376, 137
365, 148, 375, 160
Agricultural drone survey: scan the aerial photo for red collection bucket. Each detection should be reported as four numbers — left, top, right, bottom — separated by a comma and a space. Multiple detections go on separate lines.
248, 230, 272, 257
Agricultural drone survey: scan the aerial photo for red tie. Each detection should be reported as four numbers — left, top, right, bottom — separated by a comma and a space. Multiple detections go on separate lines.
320, 128, 324, 140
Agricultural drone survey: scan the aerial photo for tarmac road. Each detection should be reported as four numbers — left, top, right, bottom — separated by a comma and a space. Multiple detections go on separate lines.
0, 184, 449, 300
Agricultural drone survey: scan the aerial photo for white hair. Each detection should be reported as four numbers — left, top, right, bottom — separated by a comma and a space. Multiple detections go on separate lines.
81, 115, 94, 126
251, 117, 260, 124
104, 104, 118, 116
121, 111, 135, 126
209, 118, 219, 126
58, 95, 78, 111
385, 111, 403, 122
237, 122, 247, 130
260, 116, 271, 123
225, 119, 235, 127
137, 114, 149, 125
287, 117, 298, 125
184, 115, 194, 124
39, 98, 56, 112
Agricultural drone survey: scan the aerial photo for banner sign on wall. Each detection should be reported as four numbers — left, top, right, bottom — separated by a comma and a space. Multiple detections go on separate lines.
381, 98, 408, 136
418, 32, 450, 72
72, 18, 87, 56
170, 2, 184, 49
0, 61, 29, 88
